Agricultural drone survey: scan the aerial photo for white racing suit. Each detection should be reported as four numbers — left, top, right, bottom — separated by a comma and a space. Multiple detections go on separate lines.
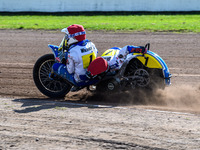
53, 39, 98, 85
67, 39, 98, 82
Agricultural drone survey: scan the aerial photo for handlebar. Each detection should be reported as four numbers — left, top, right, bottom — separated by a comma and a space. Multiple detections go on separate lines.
145, 43, 150, 51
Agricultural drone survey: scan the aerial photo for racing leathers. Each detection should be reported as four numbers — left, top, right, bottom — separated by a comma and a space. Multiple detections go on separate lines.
67, 39, 98, 82
52, 39, 98, 85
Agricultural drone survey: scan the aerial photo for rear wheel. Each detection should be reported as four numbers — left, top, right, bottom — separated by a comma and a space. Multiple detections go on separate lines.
33, 54, 72, 98
125, 58, 165, 90
124, 58, 144, 76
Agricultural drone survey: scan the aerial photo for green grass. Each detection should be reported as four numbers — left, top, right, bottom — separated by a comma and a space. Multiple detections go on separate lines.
0, 13, 200, 32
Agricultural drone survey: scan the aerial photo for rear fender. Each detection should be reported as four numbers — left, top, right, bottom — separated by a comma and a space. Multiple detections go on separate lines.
128, 51, 171, 85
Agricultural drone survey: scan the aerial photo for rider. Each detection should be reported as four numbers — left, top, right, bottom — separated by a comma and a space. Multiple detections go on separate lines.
52, 24, 98, 90
102, 45, 147, 72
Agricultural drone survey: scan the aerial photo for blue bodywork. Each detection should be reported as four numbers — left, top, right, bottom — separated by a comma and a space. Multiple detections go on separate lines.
146, 51, 171, 85
48, 44, 64, 62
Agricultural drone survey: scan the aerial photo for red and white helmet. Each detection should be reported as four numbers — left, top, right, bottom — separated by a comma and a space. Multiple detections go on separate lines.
61, 24, 86, 46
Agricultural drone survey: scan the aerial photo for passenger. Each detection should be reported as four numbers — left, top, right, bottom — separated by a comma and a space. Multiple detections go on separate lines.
102, 45, 147, 72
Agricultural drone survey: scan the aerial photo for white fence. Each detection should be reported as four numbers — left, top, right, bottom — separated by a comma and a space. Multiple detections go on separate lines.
0, 0, 200, 12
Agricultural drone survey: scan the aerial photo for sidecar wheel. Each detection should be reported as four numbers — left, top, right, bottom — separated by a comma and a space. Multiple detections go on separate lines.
125, 58, 165, 91
33, 54, 72, 98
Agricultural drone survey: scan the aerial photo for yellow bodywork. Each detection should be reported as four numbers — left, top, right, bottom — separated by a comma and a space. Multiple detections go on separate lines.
101, 49, 162, 69
101, 49, 118, 57
133, 53, 162, 69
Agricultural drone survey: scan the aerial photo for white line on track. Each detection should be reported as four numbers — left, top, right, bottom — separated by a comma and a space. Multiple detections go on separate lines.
172, 73, 200, 77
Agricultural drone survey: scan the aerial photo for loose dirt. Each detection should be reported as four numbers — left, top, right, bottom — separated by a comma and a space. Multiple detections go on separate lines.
0, 30, 200, 149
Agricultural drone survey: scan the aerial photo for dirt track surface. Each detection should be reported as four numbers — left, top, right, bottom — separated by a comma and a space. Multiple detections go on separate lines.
0, 30, 200, 149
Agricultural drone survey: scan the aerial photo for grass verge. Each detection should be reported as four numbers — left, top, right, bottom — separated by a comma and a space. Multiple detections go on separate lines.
0, 13, 200, 32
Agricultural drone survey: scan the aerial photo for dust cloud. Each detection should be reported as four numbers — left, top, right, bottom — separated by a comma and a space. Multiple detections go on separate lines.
66, 84, 200, 113
153, 84, 200, 112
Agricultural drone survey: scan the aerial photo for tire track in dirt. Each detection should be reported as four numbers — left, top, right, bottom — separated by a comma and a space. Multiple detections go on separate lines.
0, 97, 200, 150
0, 63, 43, 97
0, 30, 200, 149
0, 61, 200, 112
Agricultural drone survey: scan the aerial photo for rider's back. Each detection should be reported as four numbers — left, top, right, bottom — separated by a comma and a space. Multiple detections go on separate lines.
67, 40, 98, 82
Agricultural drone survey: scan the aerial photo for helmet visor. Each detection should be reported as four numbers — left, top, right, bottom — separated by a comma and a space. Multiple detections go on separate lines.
61, 28, 70, 41
61, 28, 69, 34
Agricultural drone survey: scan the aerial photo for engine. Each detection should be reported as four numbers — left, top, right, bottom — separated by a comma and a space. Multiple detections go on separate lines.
96, 78, 121, 93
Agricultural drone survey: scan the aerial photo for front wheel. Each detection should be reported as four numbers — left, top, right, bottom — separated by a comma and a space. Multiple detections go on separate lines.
33, 54, 72, 98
